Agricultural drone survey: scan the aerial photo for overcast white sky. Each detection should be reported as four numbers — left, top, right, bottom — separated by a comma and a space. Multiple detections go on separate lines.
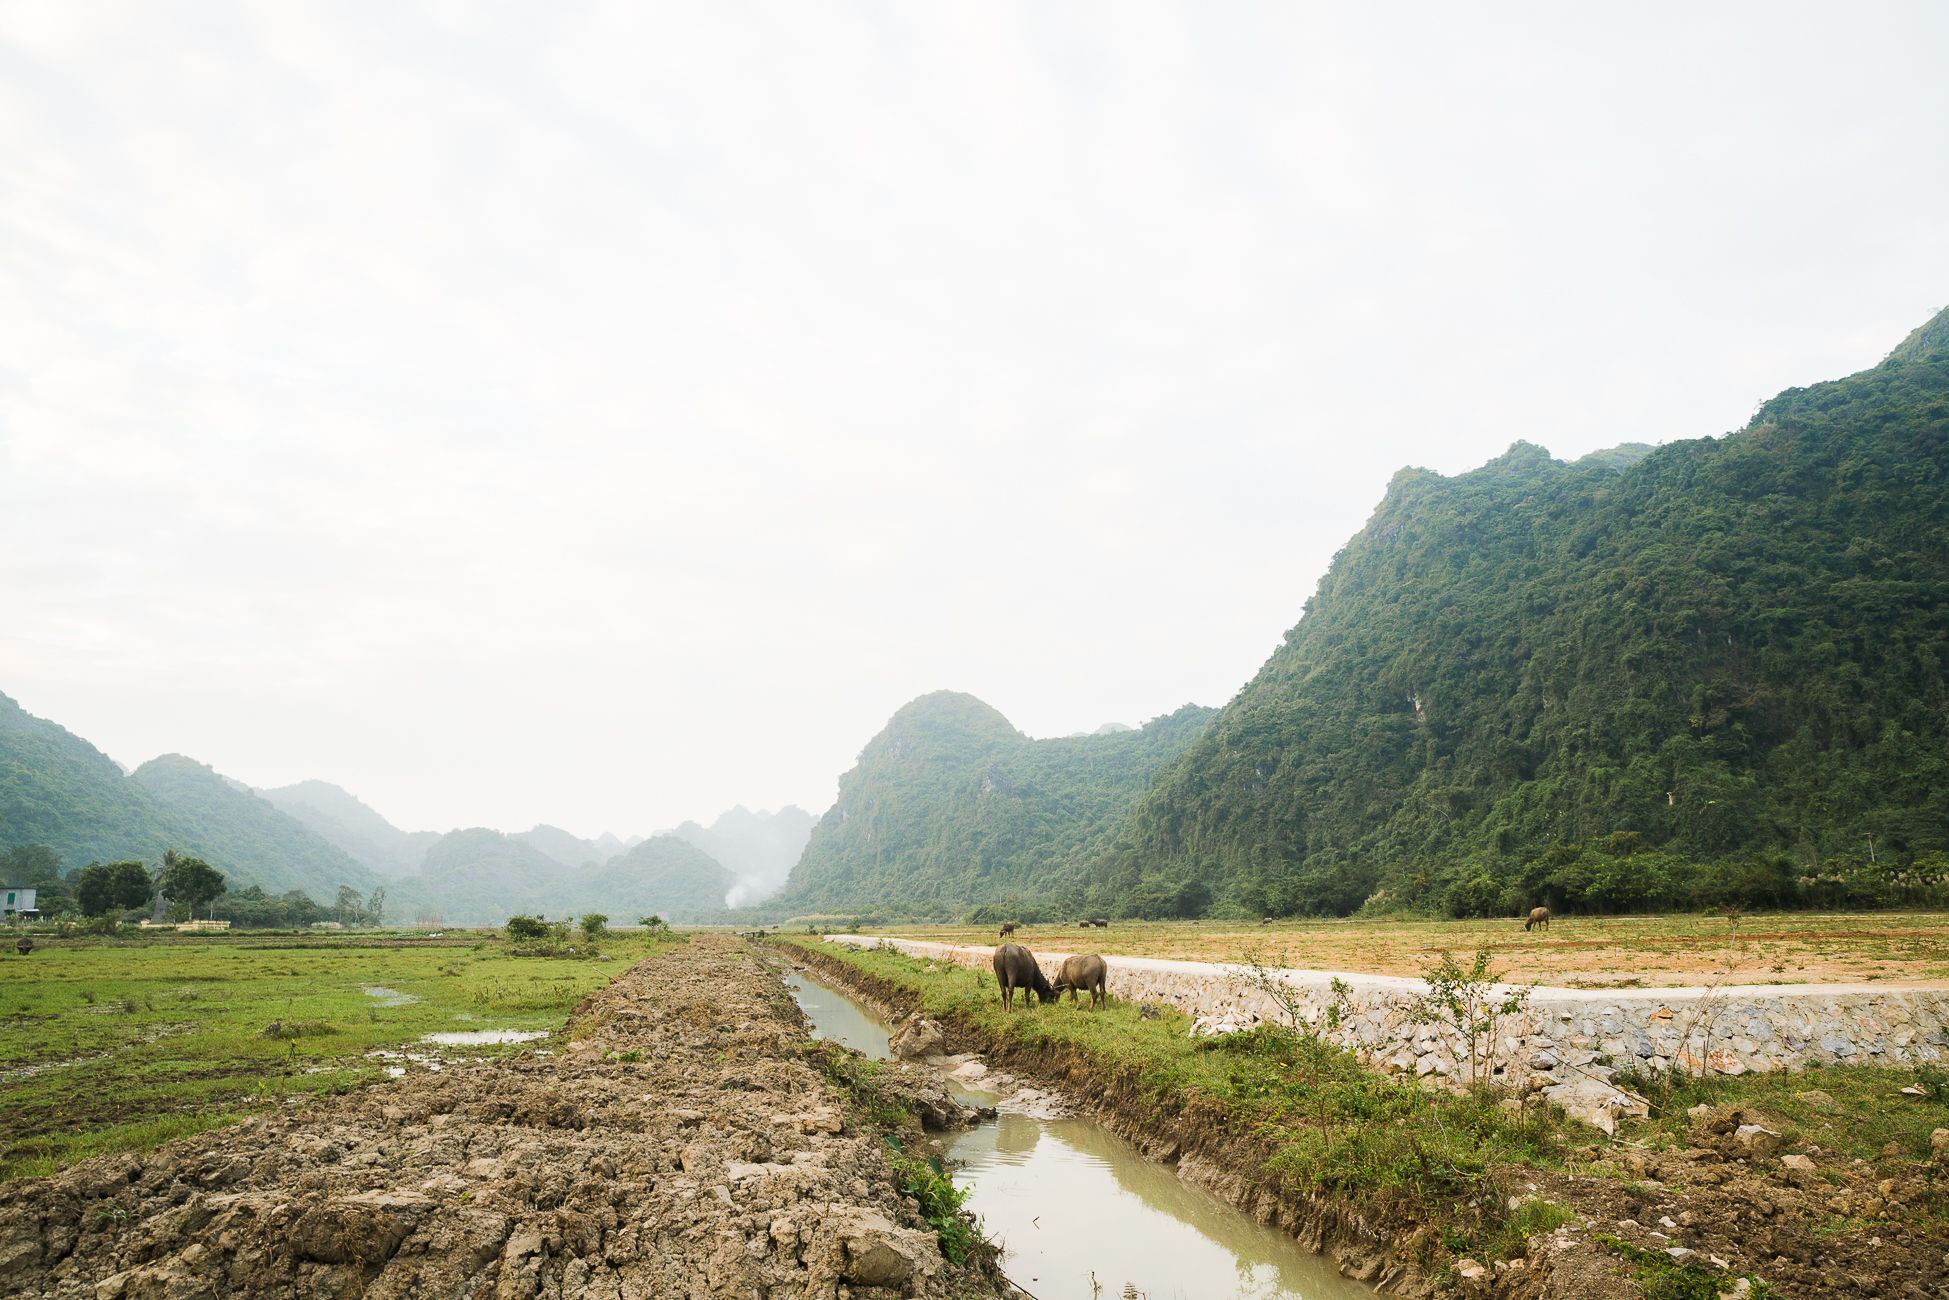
2, 3, 1945, 839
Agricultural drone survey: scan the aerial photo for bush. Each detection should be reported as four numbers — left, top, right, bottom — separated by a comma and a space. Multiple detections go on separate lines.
506, 915, 549, 941
579, 913, 608, 940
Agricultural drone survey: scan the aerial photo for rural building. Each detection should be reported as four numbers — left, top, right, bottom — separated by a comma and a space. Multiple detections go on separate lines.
2, 887, 38, 919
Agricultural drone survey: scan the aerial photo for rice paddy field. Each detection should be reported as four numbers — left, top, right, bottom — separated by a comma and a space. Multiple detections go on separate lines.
0, 927, 678, 1180
851, 910, 1949, 988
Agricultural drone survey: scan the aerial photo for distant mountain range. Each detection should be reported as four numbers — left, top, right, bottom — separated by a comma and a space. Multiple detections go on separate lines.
0, 690, 787, 924
668, 805, 816, 907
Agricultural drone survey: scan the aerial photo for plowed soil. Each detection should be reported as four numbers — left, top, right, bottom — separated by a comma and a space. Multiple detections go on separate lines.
0, 936, 1003, 1300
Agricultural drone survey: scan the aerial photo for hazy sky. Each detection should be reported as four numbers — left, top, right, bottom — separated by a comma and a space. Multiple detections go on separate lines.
2, 3, 1945, 839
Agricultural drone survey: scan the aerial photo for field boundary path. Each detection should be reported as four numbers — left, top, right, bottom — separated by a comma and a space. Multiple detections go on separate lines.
0, 935, 1002, 1300
825, 934, 1949, 1132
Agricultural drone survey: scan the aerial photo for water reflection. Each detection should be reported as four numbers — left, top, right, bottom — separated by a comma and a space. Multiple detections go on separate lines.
780, 965, 1369, 1300
782, 972, 891, 1059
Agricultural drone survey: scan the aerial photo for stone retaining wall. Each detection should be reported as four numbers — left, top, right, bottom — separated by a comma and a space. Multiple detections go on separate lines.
823, 935, 1949, 1089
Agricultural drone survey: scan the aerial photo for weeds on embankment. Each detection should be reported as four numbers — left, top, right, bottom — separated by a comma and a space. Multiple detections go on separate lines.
775, 936, 1579, 1267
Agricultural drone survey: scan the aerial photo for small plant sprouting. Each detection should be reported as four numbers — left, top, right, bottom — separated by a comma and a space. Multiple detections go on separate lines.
1411, 948, 1531, 1098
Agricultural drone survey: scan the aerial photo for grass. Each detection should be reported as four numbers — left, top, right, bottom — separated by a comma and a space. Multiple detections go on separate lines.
848, 911, 1949, 986
1614, 1055, 1949, 1166
0, 926, 685, 1180
776, 935, 1578, 1264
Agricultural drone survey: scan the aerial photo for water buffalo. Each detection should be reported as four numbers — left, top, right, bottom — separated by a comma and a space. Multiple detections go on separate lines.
1052, 953, 1109, 1010
993, 942, 1056, 1011
1525, 906, 1551, 932
999, 920, 1016, 938
1091, 918, 1109, 929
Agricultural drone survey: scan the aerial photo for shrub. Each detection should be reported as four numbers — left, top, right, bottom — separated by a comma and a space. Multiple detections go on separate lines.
506, 915, 549, 941
579, 913, 608, 940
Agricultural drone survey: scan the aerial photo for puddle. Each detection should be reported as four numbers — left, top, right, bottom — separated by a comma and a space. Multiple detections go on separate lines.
781, 968, 1369, 1300
363, 986, 419, 1007
420, 1029, 550, 1046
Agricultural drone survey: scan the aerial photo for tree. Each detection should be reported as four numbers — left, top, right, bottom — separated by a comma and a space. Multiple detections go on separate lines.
506, 915, 548, 940
367, 885, 386, 928
1411, 948, 1531, 1097
335, 885, 365, 926
160, 856, 226, 915
579, 913, 608, 940
76, 860, 155, 917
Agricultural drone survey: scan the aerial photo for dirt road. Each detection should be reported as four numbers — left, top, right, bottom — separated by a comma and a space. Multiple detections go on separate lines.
0, 936, 1000, 1300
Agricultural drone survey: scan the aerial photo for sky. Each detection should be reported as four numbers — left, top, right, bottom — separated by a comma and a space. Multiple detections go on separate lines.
2, 3, 1946, 840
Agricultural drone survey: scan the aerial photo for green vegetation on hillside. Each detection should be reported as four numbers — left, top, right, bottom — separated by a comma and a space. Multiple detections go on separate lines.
256, 779, 440, 877
133, 756, 382, 904
0, 692, 185, 868
409, 827, 734, 925
771, 693, 1216, 919
1102, 305, 1949, 919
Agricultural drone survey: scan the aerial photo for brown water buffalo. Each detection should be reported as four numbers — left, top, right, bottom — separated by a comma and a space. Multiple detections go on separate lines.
999, 920, 1016, 938
1091, 918, 1109, 929
1525, 906, 1551, 932
993, 942, 1056, 1011
1052, 953, 1108, 1009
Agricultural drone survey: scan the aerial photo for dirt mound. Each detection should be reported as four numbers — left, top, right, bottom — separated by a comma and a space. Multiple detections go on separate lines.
1508, 1105, 1949, 1299
0, 937, 1001, 1300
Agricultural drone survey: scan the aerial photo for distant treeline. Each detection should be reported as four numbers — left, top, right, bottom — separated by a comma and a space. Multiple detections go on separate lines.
1, 842, 382, 929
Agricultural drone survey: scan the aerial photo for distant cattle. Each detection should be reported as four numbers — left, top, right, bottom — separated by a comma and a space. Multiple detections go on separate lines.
1525, 907, 1551, 932
1052, 953, 1109, 1010
1000, 920, 1016, 938
993, 943, 1057, 1011
1092, 919, 1109, 929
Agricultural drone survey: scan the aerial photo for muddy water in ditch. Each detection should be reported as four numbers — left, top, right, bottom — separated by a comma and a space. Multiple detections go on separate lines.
781, 970, 1371, 1300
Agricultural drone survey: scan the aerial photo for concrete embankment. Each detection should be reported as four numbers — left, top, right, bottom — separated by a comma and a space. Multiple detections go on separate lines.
0, 936, 1003, 1300
826, 935, 1949, 1129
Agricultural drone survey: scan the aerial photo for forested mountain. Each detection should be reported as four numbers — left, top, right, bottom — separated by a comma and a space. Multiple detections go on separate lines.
512, 824, 604, 869
134, 756, 383, 902
1097, 304, 1949, 919
0, 692, 185, 868
670, 804, 816, 906
770, 692, 1217, 918
580, 835, 736, 920
410, 827, 731, 925
256, 779, 440, 877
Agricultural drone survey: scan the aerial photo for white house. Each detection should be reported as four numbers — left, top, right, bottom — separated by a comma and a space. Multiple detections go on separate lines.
2, 887, 37, 919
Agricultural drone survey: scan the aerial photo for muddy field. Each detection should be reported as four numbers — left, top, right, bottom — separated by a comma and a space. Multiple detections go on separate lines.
0, 936, 1004, 1300
876, 913, 1949, 988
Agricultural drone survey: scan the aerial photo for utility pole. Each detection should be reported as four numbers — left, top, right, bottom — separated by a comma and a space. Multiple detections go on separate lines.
1863, 832, 1876, 865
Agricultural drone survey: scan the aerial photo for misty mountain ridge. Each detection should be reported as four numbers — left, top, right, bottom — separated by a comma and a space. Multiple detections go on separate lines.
257, 779, 442, 878
667, 804, 817, 908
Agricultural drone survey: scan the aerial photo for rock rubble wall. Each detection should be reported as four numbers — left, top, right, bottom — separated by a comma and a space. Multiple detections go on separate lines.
825, 936, 1949, 1090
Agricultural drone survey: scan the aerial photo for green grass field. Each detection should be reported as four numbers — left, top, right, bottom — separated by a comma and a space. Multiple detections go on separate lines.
0, 927, 679, 1180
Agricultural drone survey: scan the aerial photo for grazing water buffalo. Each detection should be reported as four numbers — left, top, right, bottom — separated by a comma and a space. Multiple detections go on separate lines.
993, 943, 1056, 1011
1091, 918, 1109, 929
1052, 953, 1109, 1009
999, 920, 1016, 938
1525, 906, 1551, 932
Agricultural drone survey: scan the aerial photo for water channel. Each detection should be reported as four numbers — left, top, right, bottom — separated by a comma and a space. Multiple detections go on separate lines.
780, 970, 1373, 1300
